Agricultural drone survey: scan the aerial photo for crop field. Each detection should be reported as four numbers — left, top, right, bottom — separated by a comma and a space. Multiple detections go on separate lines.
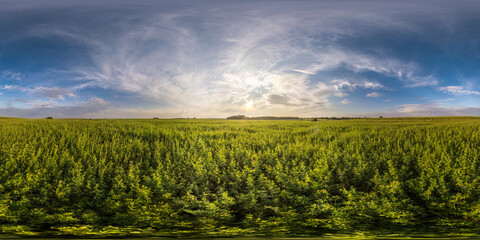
1, 117, 480, 237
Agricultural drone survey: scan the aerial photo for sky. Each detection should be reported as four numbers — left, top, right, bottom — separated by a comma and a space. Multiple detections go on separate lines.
1, 0, 480, 118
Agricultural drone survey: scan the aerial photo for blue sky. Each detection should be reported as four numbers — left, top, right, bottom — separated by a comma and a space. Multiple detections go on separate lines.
0, 0, 480, 118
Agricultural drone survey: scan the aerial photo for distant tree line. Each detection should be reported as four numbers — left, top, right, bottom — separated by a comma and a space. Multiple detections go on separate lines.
227, 115, 248, 119
227, 115, 299, 120
227, 115, 372, 121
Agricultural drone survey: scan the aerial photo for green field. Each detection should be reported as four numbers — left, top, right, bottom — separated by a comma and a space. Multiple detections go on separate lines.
1, 117, 480, 238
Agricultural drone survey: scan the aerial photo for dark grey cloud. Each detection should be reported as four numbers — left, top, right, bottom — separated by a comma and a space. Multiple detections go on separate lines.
268, 94, 296, 106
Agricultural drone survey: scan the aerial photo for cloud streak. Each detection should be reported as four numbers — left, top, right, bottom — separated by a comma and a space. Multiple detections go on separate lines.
2, 71, 23, 81
438, 86, 480, 95
31, 87, 75, 99
396, 103, 480, 116
0, 97, 108, 118
366, 92, 382, 98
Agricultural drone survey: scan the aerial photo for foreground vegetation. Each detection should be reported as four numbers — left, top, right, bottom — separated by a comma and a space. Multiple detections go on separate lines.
1, 117, 480, 237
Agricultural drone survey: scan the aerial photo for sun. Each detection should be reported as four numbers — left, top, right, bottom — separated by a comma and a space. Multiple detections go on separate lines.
246, 101, 254, 109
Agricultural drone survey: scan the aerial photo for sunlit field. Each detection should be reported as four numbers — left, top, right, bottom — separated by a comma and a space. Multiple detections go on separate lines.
1, 117, 480, 238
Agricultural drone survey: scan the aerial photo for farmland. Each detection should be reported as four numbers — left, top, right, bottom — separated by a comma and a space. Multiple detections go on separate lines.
0, 117, 480, 237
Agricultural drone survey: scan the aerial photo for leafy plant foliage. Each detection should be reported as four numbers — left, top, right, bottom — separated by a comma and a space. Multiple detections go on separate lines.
0, 117, 479, 234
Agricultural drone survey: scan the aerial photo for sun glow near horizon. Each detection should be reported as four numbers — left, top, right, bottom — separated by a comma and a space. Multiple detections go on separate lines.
246, 100, 254, 110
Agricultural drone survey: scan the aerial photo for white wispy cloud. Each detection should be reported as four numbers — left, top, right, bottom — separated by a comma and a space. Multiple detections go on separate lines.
0, 97, 109, 118
3, 85, 75, 100
366, 92, 382, 97
31, 87, 75, 99
438, 86, 480, 95
2, 85, 27, 91
405, 76, 438, 87
2, 71, 23, 81
330, 78, 386, 97
25, 99, 59, 108
396, 103, 480, 116
341, 99, 350, 104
